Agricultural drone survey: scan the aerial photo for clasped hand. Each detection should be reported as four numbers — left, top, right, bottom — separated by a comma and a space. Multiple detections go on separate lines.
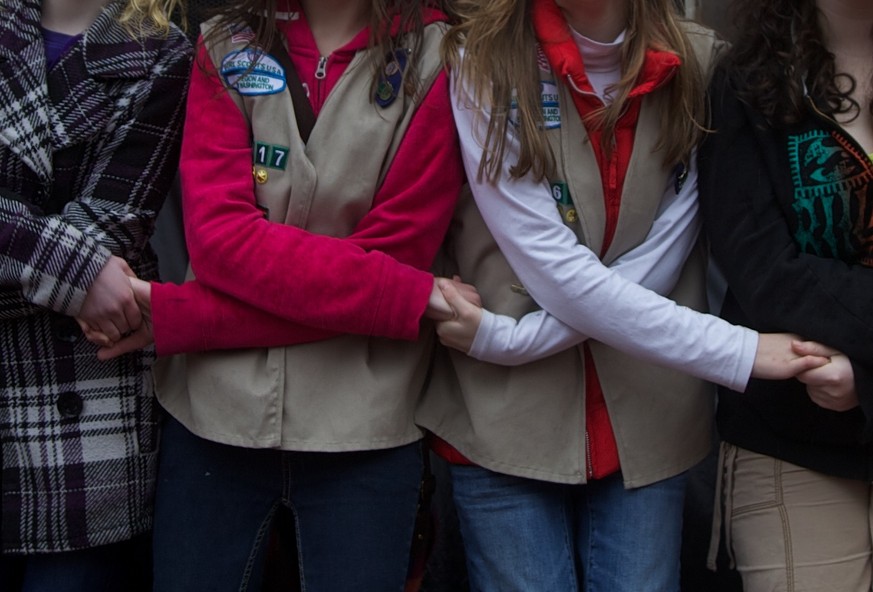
425, 276, 484, 353
77, 256, 153, 361
791, 341, 858, 412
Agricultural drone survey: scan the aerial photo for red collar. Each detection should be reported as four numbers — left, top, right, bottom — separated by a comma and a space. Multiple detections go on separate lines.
531, 0, 680, 98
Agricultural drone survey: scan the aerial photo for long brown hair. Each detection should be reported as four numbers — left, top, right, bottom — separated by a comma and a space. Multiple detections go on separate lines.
203, 1, 450, 98
444, 0, 706, 182
727, 0, 873, 127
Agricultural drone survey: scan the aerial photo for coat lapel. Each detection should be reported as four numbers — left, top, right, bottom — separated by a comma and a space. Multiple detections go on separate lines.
0, 0, 53, 188
0, 0, 165, 188
48, 1, 161, 153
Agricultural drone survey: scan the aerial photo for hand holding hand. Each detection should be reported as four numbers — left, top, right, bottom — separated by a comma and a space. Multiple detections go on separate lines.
792, 341, 859, 412
751, 333, 829, 380
434, 278, 483, 353
95, 277, 154, 361
77, 256, 141, 342
425, 276, 482, 321
426, 278, 453, 321
448, 275, 482, 308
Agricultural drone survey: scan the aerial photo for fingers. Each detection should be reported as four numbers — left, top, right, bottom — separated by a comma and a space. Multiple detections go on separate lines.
785, 354, 830, 376
434, 279, 484, 354
129, 278, 152, 312
439, 279, 476, 318
116, 256, 136, 278
450, 275, 483, 307
96, 329, 152, 361
94, 318, 124, 343
791, 340, 840, 358
121, 290, 143, 331
426, 280, 453, 321
77, 318, 115, 348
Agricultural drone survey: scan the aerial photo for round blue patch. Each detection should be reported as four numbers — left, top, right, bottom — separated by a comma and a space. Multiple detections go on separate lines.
221, 49, 287, 96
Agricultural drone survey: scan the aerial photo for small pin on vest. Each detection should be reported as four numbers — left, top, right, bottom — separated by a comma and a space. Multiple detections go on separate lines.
253, 167, 269, 184
673, 162, 688, 194
375, 49, 409, 108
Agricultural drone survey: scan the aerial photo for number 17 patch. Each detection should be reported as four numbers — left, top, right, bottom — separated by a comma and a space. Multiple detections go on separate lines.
254, 142, 290, 170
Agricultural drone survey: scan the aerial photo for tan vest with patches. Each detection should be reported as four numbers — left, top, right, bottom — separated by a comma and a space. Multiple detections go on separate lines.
417, 24, 724, 487
155, 19, 447, 451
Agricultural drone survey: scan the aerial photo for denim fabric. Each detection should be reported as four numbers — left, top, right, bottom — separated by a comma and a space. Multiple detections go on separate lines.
152, 416, 422, 592
0, 535, 151, 592
450, 465, 687, 592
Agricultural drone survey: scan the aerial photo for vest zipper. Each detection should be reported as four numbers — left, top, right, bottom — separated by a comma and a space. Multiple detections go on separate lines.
585, 430, 593, 479
314, 55, 328, 105
314, 55, 328, 79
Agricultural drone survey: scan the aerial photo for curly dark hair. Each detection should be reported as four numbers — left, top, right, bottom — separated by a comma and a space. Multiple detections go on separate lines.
726, 0, 871, 126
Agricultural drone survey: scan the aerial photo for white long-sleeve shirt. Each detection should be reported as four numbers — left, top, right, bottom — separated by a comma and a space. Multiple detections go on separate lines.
452, 31, 757, 392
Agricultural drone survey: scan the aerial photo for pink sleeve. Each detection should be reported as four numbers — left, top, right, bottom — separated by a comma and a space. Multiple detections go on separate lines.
152, 51, 462, 355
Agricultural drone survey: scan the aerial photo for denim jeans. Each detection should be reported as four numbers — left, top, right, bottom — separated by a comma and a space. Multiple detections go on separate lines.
0, 535, 151, 592
152, 416, 422, 592
450, 465, 687, 592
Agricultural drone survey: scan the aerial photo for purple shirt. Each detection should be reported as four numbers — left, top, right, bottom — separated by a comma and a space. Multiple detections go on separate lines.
42, 27, 79, 70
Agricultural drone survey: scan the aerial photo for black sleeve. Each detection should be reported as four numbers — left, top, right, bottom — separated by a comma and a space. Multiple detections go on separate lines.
699, 69, 873, 368
700, 69, 873, 429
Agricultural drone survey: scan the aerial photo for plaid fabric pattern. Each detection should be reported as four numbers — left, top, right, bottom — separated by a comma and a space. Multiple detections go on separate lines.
0, 0, 192, 553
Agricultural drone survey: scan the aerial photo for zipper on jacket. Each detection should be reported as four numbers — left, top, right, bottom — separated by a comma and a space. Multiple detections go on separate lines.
607, 141, 618, 196
585, 430, 593, 479
314, 55, 328, 105
314, 55, 327, 80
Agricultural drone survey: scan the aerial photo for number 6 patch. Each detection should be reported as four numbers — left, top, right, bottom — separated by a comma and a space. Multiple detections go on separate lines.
254, 142, 290, 171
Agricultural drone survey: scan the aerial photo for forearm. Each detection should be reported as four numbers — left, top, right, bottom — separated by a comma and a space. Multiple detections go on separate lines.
452, 74, 755, 389
157, 56, 461, 346
468, 157, 702, 366
0, 196, 110, 316
151, 280, 338, 355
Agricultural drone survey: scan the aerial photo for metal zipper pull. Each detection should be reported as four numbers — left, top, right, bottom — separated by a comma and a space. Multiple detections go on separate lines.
314, 56, 327, 80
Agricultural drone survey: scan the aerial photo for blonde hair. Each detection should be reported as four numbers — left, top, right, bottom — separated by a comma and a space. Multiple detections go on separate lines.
444, 0, 706, 183
118, 0, 186, 37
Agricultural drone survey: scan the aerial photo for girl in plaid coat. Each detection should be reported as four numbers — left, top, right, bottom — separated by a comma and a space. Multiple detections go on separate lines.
0, 0, 191, 589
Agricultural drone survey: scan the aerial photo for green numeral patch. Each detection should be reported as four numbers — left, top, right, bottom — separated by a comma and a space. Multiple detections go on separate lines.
253, 142, 290, 170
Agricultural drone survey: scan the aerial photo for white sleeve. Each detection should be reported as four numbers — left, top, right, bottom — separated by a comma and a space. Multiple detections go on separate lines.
469, 153, 702, 364
452, 73, 756, 391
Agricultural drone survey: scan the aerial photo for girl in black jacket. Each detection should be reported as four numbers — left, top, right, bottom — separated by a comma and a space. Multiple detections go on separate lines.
699, 0, 873, 589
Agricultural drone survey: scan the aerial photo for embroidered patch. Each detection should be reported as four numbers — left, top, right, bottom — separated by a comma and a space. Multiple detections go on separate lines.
541, 81, 561, 129
253, 142, 290, 171
228, 23, 255, 45
221, 49, 286, 96
536, 45, 552, 73
375, 49, 409, 108
551, 181, 571, 206
551, 181, 577, 223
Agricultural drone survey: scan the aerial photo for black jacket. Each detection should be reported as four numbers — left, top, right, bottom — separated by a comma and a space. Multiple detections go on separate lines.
699, 66, 873, 480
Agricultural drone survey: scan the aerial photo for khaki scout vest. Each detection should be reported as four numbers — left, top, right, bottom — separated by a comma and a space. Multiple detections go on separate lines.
155, 19, 448, 451
417, 24, 724, 487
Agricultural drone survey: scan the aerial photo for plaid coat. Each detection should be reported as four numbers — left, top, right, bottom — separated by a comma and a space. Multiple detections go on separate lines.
0, 0, 191, 553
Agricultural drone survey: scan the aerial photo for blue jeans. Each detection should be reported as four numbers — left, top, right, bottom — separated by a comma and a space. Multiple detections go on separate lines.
450, 465, 687, 592
152, 416, 422, 592
0, 535, 151, 592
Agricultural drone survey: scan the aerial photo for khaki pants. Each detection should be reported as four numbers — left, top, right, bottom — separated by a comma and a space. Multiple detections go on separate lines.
709, 443, 873, 592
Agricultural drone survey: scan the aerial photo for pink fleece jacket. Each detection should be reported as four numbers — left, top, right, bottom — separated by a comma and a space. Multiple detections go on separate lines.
151, 6, 463, 356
